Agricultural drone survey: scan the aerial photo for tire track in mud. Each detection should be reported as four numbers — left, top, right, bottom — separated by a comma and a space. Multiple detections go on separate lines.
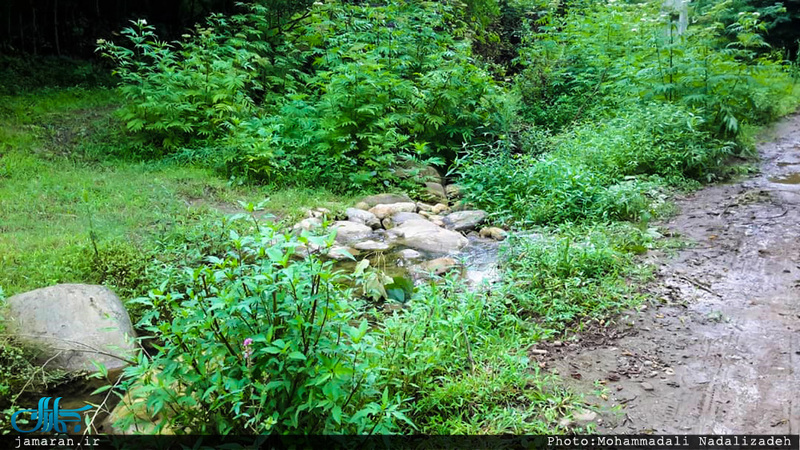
542, 114, 800, 434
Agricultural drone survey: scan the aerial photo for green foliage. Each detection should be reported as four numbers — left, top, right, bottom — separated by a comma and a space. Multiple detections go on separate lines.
0, 87, 356, 305
119, 225, 411, 434
380, 276, 575, 433
97, 19, 260, 148
468, 0, 536, 69
0, 338, 36, 404
701, 0, 800, 56
455, 103, 704, 225
111, 221, 594, 435
457, 0, 800, 226
2, 63, 669, 437
497, 224, 654, 335
98, 1, 508, 191
517, 0, 798, 138
61, 241, 149, 299
0, 335, 69, 433
9, 0, 800, 438
551, 102, 733, 182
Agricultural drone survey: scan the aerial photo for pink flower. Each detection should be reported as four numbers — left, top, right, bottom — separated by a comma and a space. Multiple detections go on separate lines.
243, 338, 254, 361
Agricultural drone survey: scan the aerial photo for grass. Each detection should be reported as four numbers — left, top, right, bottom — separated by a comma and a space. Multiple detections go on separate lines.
0, 87, 356, 299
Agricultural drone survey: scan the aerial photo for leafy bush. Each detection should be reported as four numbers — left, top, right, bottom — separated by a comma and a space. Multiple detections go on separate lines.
233, 0, 510, 189
551, 102, 733, 182
517, 0, 799, 139
498, 226, 649, 334
456, 97, 736, 226
98, 2, 509, 191
105, 216, 608, 435
117, 225, 410, 434
97, 19, 260, 148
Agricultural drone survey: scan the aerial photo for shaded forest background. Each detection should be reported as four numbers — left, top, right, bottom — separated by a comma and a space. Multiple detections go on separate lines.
1, 0, 248, 57
2, 0, 800, 60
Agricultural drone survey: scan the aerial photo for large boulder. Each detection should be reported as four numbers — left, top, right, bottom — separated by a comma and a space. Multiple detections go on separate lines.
445, 184, 463, 199
443, 210, 487, 232
396, 163, 444, 185
391, 212, 428, 226
369, 202, 417, 220
6, 284, 136, 373
332, 221, 374, 244
346, 207, 381, 229
388, 220, 469, 254
359, 193, 413, 207
423, 182, 448, 203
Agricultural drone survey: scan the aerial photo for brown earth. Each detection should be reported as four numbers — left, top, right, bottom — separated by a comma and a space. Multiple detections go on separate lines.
543, 114, 800, 434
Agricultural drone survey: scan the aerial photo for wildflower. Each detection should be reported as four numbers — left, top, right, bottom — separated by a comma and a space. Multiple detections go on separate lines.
243, 337, 254, 360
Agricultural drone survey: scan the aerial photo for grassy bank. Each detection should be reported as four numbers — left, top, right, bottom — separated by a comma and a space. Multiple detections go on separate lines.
0, 88, 358, 299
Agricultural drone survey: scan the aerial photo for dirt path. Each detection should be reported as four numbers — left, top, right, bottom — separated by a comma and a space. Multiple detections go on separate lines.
545, 115, 800, 434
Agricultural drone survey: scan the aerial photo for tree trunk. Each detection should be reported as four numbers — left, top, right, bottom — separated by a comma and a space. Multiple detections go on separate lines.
663, 0, 689, 35
54, 0, 60, 56
32, 6, 37, 55
19, 13, 24, 53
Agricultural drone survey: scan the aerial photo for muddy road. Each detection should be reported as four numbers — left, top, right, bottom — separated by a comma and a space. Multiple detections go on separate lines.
545, 115, 800, 433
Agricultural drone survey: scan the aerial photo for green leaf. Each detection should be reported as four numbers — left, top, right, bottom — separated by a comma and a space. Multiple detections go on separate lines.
288, 351, 307, 361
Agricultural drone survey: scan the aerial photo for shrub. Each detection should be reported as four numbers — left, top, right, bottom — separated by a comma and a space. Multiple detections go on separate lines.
106, 219, 593, 435
498, 228, 642, 333
97, 19, 260, 149
516, 0, 799, 140
551, 102, 734, 182
98, 2, 509, 191
455, 99, 732, 225
116, 225, 410, 434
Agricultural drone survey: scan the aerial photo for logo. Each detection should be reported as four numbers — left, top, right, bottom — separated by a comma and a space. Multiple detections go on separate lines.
10, 397, 93, 433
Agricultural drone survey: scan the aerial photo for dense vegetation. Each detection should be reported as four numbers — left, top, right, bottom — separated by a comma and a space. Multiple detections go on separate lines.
1, 0, 799, 436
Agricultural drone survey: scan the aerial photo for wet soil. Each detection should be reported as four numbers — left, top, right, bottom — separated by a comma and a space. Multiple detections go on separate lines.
544, 114, 800, 434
